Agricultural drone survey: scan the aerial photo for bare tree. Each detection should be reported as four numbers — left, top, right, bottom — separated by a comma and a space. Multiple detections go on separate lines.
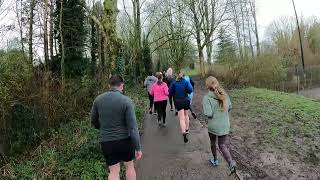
44, 0, 49, 67
60, 0, 65, 88
249, 0, 260, 56
28, 0, 36, 64
49, 0, 55, 59
15, 0, 26, 56
188, 0, 229, 77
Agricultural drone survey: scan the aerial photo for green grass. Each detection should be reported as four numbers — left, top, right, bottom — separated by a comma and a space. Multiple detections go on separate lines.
231, 87, 320, 164
2, 86, 148, 179
187, 69, 200, 76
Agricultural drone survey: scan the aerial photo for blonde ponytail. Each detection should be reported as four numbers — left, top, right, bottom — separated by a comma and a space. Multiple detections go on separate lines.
205, 76, 228, 112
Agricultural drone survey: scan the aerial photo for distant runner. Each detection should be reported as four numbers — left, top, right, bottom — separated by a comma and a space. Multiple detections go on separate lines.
91, 75, 142, 180
164, 67, 176, 111
202, 76, 236, 175
182, 69, 197, 119
144, 72, 158, 114
150, 72, 169, 127
170, 71, 193, 143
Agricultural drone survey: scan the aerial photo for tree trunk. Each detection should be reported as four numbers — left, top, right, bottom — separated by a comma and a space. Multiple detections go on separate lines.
190, 0, 205, 77
199, 50, 205, 77
49, 0, 54, 59
250, 0, 260, 57
90, 0, 96, 76
59, 0, 65, 89
246, 5, 254, 58
207, 42, 213, 65
44, 0, 49, 68
28, 0, 36, 65
15, 0, 25, 57
240, 0, 247, 58
230, 0, 243, 60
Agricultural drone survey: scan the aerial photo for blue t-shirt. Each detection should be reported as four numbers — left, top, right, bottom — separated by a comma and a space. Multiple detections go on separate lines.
169, 79, 193, 101
184, 76, 194, 100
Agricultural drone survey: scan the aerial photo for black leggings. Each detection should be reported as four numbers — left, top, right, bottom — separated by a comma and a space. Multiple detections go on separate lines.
148, 93, 154, 110
154, 100, 167, 123
208, 133, 233, 165
169, 95, 174, 109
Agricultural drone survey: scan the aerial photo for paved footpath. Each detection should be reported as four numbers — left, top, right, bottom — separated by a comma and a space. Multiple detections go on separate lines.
136, 109, 237, 180
300, 87, 320, 100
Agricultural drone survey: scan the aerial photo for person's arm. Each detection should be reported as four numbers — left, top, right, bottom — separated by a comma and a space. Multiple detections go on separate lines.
227, 95, 232, 112
202, 96, 214, 118
186, 81, 193, 94
190, 77, 195, 88
169, 82, 175, 96
125, 99, 142, 151
163, 83, 169, 96
91, 100, 100, 129
144, 78, 148, 87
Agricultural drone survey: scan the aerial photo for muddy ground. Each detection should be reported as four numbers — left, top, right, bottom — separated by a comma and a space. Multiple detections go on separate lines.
192, 77, 320, 180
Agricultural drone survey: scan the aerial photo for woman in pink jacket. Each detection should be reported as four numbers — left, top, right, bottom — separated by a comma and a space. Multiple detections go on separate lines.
150, 72, 169, 126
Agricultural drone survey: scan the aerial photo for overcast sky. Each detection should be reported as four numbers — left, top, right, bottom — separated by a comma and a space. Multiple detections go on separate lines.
257, 0, 320, 38
1, 0, 319, 48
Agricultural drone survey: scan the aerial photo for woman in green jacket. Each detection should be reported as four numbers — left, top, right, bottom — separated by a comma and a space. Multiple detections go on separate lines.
202, 76, 236, 174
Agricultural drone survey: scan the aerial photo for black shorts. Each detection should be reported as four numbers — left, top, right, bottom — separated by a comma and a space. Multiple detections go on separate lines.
101, 138, 135, 166
174, 99, 190, 111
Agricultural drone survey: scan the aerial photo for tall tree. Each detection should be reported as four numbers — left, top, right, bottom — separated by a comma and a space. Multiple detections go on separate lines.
28, 0, 36, 64
59, 0, 65, 87
15, 0, 25, 56
187, 0, 228, 77
49, 0, 55, 59
216, 28, 237, 64
44, 0, 49, 67
55, 0, 88, 78
249, 0, 260, 56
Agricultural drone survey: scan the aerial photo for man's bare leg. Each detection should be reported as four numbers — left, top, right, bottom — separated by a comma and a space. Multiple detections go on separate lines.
108, 163, 120, 180
124, 160, 136, 180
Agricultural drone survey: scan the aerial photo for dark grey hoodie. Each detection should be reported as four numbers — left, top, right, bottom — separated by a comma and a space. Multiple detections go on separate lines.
144, 75, 158, 92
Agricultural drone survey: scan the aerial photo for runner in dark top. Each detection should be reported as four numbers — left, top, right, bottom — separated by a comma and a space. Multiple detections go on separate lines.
169, 71, 193, 143
91, 75, 142, 180
164, 68, 176, 111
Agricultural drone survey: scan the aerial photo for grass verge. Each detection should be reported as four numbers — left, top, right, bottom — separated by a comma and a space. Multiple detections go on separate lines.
231, 87, 320, 164
1, 86, 148, 179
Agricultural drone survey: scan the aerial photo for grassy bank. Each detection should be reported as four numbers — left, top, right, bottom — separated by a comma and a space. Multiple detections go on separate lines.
231, 88, 320, 164
1, 86, 148, 179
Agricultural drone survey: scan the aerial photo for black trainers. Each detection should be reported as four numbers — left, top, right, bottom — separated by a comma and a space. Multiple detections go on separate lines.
183, 133, 188, 143
186, 129, 189, 134
191, 112, 197, 119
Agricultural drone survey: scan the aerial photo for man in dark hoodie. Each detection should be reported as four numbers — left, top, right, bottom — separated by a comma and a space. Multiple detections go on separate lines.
91, 75, 142, 180
144, 72, 158, 114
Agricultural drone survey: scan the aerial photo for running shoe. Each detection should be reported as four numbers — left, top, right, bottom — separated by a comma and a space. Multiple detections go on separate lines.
209, 159, 220, 166
183, 133, 188, 143
191, 112, 197, 119
229, 161, 237, 176
186, 129, 189, 134
162, 123, 167, 127
170, 108, 174, 111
